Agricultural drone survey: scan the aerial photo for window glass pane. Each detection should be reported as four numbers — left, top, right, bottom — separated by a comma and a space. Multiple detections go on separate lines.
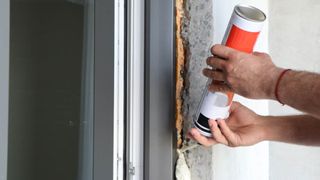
8, 0, 94, 179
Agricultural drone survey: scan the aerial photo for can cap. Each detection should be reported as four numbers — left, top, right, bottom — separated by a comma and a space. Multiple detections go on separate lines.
235, 4, 266, 22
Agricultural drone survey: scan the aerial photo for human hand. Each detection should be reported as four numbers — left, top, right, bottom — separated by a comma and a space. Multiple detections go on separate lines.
188, 102, 266, 147
203, 44, 283, 99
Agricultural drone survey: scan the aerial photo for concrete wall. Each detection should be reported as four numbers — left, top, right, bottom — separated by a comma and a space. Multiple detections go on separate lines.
269, 0, 320, 179
179, 0, 269, 179
0, 0, 10, 180
181, 0, 320, 179
8, 2, 83, 180
180, 1, 214, 179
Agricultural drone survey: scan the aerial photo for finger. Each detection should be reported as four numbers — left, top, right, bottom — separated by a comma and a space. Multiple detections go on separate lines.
208, 82, 231, 93
208, 120, 228, 145
189, 128, 217, 147
210, 44, 236, 59
206, 56, 226, 70
217, 120, 238, 146
187, 131, 195, 140
203, 68, 225, 81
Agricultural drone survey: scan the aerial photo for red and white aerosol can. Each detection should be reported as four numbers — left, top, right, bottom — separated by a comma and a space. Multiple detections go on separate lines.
194, 4, 266, 137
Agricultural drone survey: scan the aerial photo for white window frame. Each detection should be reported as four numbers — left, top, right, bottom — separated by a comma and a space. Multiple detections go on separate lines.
126, 0, 145, 179
114, 0, 145, 179
114, 0, 125, 179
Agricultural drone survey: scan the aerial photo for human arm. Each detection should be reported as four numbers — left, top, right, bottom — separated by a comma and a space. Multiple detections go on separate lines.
262, 114, 320, 146
188, 102, 320, 147
204, 44, 320, 118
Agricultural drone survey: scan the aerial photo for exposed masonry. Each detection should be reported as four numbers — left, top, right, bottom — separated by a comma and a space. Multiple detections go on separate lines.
175, 0, 214, 179
175, 0, 185, 149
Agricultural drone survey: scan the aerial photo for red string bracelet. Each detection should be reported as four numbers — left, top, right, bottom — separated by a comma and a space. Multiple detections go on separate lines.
274, 69, 291, 105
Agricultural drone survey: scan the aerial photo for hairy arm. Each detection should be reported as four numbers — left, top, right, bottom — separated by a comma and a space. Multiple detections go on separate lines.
189, 102, 320, 147
262, 115, 320, 146
205, 44, 320, 118
276, 70, 320, 119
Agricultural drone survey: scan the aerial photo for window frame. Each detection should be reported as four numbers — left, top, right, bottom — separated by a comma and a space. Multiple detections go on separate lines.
93, 0, 116, 179
144, 0, 176, 179
0, 0, 10, 179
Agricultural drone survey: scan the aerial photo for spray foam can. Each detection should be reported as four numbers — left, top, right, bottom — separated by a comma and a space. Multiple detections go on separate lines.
194, 4, 266, 137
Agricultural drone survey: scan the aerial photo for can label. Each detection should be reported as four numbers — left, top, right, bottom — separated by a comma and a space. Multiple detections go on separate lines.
226, 25, 260, 53
194, 4, 266, 137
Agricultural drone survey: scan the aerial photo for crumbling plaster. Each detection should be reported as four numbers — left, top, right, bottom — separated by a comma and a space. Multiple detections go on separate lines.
176, 0, 214, 179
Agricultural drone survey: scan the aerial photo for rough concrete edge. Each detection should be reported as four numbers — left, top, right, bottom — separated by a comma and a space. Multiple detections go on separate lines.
175, 0, 186, 149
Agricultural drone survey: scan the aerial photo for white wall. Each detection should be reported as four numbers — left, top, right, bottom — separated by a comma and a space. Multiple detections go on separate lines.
269, 0, 320, 179
212, 0, 269, 180
0, 0, 10, 180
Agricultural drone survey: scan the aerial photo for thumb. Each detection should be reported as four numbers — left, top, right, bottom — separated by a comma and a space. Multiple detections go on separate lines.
217, 119, 238, 147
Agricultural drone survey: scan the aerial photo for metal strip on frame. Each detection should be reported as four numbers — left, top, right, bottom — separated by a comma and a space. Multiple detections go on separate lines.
94, 0, 115, 179
114, 0, 125, 179
127, 0, 145, 179
144, 0, 176, 179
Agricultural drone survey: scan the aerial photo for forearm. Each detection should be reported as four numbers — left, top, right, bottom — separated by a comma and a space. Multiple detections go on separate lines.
261, 115, 320, 146
272, 69, 320, 118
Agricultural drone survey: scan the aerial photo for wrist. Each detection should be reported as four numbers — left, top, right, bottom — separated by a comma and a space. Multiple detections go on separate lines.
265, 67, 284, 100
257, 116, 274, 141
259, 115, 287, 142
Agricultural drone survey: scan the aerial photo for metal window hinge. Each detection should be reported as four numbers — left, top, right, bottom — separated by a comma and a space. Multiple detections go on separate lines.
128, 162, 135, 176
